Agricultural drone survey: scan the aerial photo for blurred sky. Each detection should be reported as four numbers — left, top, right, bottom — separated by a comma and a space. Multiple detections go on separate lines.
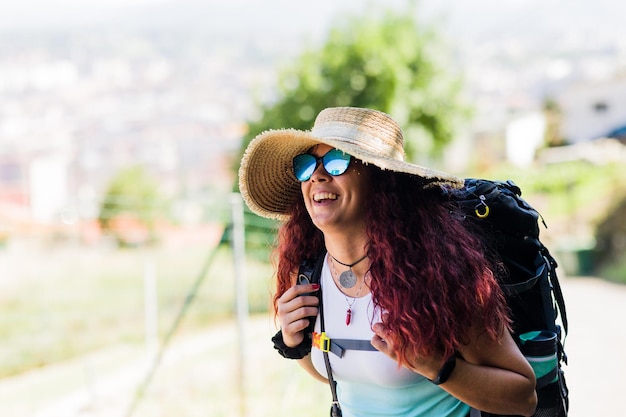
0, 0, 623, 44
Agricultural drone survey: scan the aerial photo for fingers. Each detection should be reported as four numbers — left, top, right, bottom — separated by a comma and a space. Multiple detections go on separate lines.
371, 321, 441, 376
277, 284, 320, 317
289, 283, 320, 299
277, 283, 320, 346
279, 301, 317, 331
371, 321, 393, 355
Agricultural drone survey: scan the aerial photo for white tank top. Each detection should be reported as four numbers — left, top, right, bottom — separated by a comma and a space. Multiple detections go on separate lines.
309, 255, 470, 417
311, 255, 424, 387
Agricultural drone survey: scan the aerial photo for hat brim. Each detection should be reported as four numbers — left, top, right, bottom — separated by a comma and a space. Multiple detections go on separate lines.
238, 128, 463, 221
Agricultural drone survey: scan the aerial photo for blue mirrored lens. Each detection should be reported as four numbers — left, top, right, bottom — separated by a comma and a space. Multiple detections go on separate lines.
293, 153, 316, 181
292, 149, 352, 182
323, 149, 351, 176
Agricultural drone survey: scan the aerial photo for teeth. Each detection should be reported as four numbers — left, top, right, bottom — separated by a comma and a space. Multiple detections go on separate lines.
313, 192, 338, 202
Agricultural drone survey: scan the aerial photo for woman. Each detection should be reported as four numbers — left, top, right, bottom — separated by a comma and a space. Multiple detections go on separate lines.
239, 107, 537, 417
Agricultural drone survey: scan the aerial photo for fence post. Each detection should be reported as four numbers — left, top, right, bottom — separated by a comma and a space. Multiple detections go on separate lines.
144, 258, 158, 365
230, 193, 248, 417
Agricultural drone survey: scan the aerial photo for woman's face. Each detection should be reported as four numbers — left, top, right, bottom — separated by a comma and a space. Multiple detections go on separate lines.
300, 144, 372, 233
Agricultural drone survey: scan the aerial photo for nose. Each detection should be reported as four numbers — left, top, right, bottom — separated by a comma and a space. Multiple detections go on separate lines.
310, 160, 330, 182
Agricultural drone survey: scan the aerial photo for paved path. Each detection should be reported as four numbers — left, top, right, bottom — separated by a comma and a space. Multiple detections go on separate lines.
557, 277, 626, 417
0, 276, 623, 416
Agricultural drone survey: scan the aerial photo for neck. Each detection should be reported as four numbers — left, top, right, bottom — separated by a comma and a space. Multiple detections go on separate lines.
323, 232, 370, 276
324, 229, 368, 256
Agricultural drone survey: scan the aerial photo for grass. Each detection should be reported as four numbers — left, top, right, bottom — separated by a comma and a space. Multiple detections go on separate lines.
0, 235, 335, 417
128, 316, 331, 417
0, 314, 331, 417
0, 242, 274, 378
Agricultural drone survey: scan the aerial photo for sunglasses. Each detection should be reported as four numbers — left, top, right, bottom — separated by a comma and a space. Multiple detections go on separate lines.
292, 148, 352, 182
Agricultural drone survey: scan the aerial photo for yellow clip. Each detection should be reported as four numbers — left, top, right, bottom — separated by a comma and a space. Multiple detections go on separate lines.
474, 195, 490, 219
313, 332, 331, 352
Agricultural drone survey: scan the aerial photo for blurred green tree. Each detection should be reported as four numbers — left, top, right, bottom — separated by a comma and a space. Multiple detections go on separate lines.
543, 97, 565, 147
240, 3, 469, 164
99, 166, 165, 247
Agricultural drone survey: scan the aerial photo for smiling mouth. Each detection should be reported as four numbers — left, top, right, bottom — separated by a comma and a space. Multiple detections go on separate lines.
313, 192, 338, 202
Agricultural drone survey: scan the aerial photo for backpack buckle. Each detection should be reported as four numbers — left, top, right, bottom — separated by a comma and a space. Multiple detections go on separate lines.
313, 332, 331, 352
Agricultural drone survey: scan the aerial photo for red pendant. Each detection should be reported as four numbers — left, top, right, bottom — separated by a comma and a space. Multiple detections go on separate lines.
346, 308, 352, 326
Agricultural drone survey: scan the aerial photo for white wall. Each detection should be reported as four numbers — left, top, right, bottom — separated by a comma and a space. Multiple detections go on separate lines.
505, 112, 546, 167
29, 152, 69, 223
557, 78, 626, 143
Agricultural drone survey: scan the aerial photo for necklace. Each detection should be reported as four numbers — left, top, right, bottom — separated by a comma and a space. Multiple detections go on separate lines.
342, 273, 368, 326
329, 256, 369, 326
329, 253, 367, 289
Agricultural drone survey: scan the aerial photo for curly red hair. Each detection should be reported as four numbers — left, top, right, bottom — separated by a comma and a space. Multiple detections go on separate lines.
273, 166, 510, 366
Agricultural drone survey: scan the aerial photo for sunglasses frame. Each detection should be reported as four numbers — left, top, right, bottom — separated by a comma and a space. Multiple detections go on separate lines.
292, 148, 352, 182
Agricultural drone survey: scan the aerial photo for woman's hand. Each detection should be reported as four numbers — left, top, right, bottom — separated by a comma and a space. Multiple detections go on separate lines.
276, 283, 320, 347
371, 319, 443, 380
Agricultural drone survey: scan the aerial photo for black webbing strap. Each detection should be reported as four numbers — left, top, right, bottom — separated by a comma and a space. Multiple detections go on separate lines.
317, 261, 342, 416
301, 253, 342, 416
499, 261, 546, 296
546, 254, 568, 336
547, 253, 569, 366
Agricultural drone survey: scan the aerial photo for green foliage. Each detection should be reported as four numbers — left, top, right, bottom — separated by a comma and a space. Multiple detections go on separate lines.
241, 3, 469, 164
542, 97, 565, 146
98, 166, 166, 246
478, 161, 626, 220
594, 192, 626, 279
215, 206, 279, 262
599, 257, 626, 284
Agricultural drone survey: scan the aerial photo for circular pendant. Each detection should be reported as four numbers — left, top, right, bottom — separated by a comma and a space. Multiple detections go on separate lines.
339, 270, 357, 288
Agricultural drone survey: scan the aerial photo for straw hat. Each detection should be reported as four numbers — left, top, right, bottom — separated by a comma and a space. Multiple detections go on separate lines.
238, 107, 463, 220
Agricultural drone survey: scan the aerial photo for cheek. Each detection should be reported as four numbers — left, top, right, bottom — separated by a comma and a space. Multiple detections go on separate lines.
301, 183, 313, 210
349, 172, 373, 211
356, 184, 372, 208
354, 167, 372, 195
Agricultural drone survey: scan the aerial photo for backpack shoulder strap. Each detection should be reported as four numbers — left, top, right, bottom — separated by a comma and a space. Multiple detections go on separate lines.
298, 253, 342, 416
298, 253, 326, 337
298, 253, 325, 286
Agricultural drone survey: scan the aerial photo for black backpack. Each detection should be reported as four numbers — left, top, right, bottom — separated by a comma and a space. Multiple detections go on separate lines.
448, 178, 569, 417
300, 178, 569, 417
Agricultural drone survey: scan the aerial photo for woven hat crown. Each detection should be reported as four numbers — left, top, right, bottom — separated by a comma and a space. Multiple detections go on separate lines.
310, 107, 406, 161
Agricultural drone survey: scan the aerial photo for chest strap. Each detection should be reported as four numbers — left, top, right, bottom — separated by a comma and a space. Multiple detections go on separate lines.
313, 331, 378, 358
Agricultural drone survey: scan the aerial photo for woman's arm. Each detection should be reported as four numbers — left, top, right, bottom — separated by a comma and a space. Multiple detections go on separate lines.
275, 281, 328, 383
372, 321, 537, 417
297, 354, 329, 383
442, 326, 537, 416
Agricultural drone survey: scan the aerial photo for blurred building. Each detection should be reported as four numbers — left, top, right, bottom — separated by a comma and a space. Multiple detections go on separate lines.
555, 77, 626, 144
0, 29, 271, 239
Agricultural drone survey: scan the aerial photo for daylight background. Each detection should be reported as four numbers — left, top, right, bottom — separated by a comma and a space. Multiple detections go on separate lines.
1, 0, 625, 416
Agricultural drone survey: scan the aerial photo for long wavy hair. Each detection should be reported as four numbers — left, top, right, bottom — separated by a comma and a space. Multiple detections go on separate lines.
273, 165, 510, 366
